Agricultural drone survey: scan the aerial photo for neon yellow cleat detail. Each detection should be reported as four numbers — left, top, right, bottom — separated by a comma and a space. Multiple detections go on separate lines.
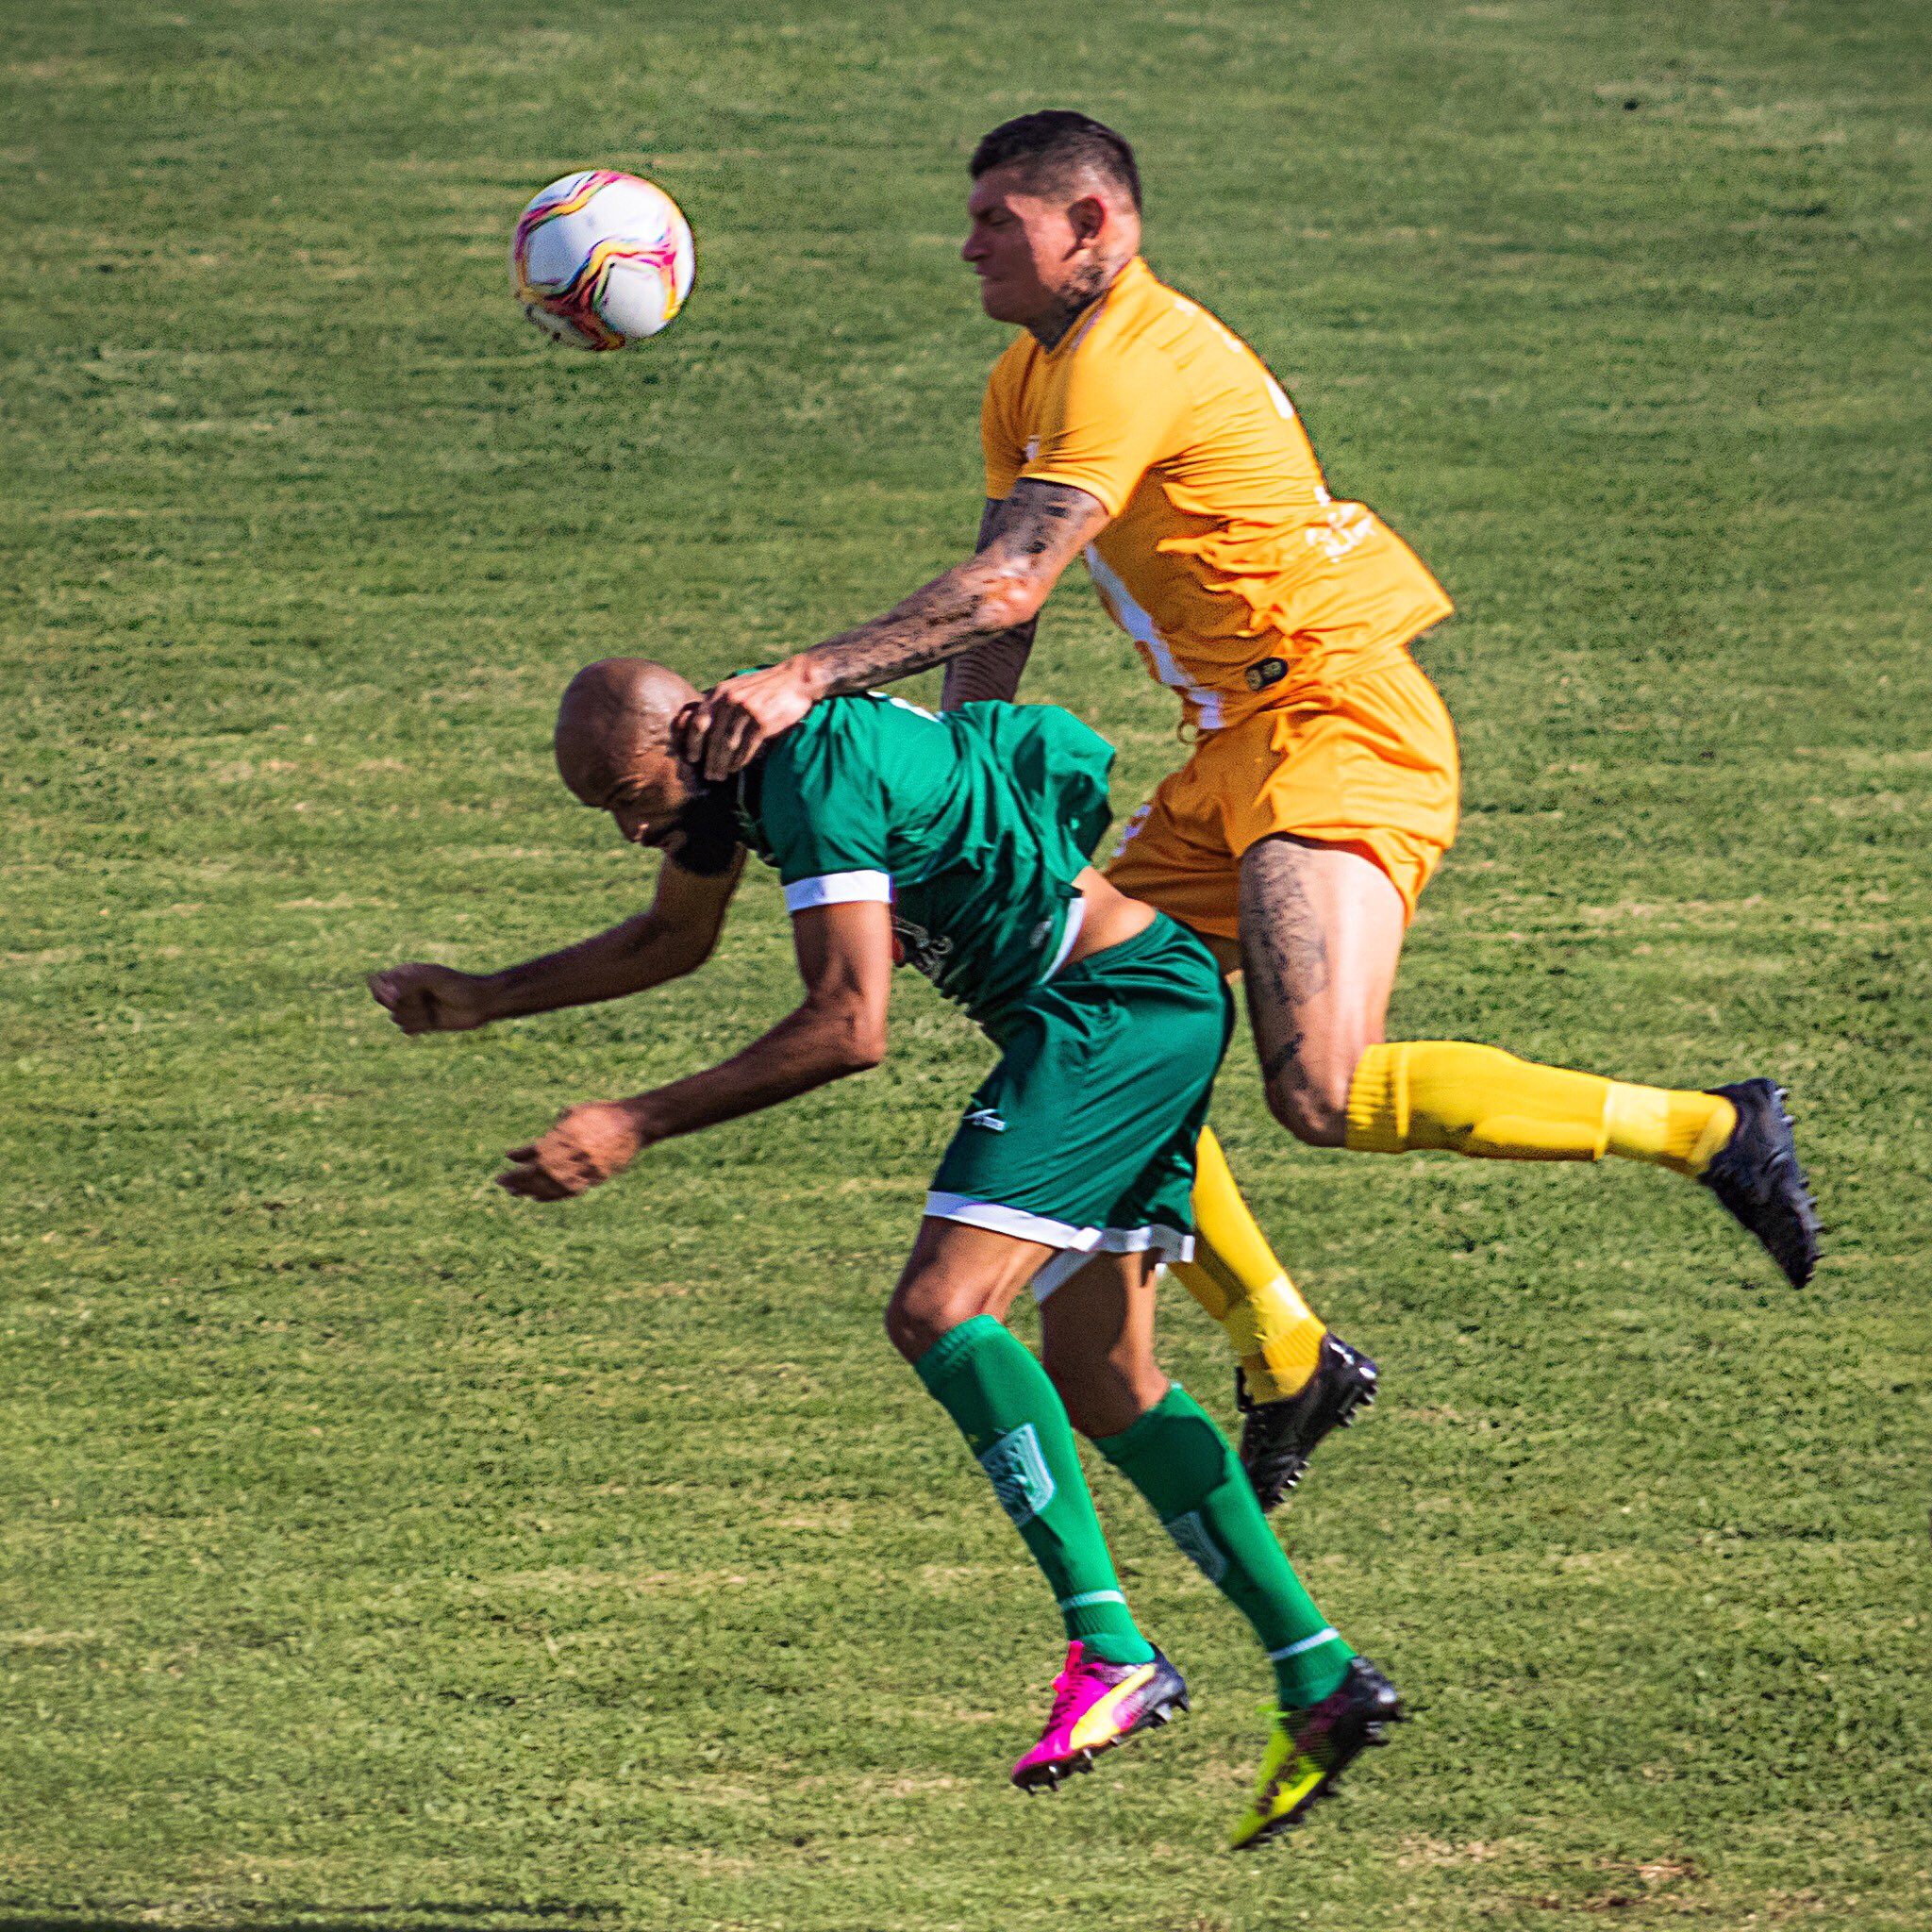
1230, 1657, 1404, 1850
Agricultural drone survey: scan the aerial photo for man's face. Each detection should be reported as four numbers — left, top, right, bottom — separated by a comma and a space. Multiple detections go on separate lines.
560, 737, 695, 852
603, 774, 691, 852
962, 164, 1099, 326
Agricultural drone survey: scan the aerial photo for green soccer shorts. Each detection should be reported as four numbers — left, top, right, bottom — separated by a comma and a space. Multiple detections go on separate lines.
926, 913, 1236, 1299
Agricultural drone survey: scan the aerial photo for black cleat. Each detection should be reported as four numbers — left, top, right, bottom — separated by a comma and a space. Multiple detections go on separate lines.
1698, 1078, 1821, 1288
1238, 1332, 1379, 1512
1230, 1657, 1406, 1849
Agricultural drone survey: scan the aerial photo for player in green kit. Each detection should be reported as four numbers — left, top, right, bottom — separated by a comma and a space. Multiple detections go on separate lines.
370, 658, 1401, 1846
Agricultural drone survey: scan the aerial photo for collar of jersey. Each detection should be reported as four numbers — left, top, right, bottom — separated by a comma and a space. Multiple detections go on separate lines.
1042, 255, 1153, 359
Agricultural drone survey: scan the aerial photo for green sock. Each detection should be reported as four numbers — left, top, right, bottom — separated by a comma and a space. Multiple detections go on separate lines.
1095, 1384, 1353, 1707
913, 1316, 1154, 1667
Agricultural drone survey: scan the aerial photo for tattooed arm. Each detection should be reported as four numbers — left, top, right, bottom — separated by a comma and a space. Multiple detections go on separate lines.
940, 499, 1042, 710
675, 478, 1108, 779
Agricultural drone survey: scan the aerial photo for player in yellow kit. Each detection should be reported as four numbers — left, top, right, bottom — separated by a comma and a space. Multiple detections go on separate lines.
677, 111, 1821, 1527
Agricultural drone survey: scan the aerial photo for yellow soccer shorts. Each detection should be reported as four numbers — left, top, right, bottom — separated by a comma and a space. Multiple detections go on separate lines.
1104, 650, 1461, 936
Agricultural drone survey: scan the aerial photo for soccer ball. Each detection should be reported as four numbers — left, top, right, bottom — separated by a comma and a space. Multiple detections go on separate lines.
510, 170, 695, 349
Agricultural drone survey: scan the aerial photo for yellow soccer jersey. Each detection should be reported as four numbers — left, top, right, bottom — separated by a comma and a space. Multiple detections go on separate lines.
982, 257, 1454, 732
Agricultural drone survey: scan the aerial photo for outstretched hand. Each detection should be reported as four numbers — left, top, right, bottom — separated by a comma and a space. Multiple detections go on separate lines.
368, 962, 494, 1035
674, 658, 818, 782
496, 1100, 648, 1201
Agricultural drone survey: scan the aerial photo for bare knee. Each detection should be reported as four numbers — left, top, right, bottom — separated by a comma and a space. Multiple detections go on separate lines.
886, 1275, 991, 1365
1261, 1058, 1354, 1146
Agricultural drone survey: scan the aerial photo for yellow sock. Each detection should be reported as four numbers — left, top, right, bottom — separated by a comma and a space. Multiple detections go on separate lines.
1171, 1126, 1327, 1402
1344, 1042, 1738, 1176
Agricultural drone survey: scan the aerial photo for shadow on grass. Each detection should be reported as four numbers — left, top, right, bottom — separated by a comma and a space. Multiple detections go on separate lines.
0, 1908, 624, 1932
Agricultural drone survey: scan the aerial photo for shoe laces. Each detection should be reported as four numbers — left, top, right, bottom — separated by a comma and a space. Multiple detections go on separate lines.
1048, 1665, 1093, 1727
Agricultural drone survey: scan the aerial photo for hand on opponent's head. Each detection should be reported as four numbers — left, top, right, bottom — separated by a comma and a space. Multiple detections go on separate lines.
496, 1099, 649, 1201
674, 658, 819, 783
368, 963, 492, 1035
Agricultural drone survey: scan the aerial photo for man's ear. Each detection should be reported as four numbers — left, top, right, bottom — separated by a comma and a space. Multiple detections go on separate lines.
1067, 193, 1108, 247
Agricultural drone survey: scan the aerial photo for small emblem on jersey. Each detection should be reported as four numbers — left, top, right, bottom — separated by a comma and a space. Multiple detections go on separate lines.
1244, 657, 1289, 692
1024, 436, 1041, 462
963, 1106, 1008, 1133
980, 1424, 1055, 1527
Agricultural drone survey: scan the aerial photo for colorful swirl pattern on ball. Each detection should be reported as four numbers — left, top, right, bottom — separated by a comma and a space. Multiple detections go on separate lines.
513, 172, 687, 350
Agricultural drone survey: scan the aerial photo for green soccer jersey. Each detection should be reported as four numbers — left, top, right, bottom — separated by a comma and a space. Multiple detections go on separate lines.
736, 692, 1117, 1033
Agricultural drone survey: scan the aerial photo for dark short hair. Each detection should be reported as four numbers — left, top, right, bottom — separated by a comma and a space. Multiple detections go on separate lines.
970, 110, 1141, 212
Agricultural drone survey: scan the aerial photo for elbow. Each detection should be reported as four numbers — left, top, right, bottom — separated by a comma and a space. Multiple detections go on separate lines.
635, 917, 718, 981
819, 1004, 887, 1075
975, 580, 1045, 638
841, 1022, 889, 1075
677, 928, 723, 974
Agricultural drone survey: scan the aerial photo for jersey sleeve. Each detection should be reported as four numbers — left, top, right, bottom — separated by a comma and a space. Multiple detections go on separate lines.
980, 351, 1027, 502
757, 713, 894, 914
1019, 334, 1189, 520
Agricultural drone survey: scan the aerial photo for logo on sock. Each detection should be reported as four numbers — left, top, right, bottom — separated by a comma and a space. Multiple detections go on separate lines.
979, 1424, 1056, 1528
1163, 1509, 1228, 1584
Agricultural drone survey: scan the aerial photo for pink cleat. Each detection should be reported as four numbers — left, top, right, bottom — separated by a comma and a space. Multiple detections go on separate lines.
1010, 1641, 1190, 1791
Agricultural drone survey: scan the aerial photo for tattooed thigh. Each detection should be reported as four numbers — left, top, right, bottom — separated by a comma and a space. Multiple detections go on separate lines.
1236, 835, 1403, 1142
1239, 838, 1334, 1079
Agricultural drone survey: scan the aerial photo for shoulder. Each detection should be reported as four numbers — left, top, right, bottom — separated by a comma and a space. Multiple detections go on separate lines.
776, 691, 927, 780
1049, 270, 1197, 408
1089, 262, 1221, 369
773, 693, 861, 772
982, 333, 1036, 421
755, 702, 881, 850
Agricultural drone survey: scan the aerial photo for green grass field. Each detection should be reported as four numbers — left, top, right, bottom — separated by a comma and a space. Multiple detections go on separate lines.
5, 2, 1929, 1926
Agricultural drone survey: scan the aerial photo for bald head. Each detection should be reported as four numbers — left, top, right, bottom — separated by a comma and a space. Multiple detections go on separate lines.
555, 658, 698, 808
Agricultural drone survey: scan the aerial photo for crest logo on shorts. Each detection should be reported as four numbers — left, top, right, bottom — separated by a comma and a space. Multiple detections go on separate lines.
980, 1424, 1056, 1527
1163, 1509, 1228, 1584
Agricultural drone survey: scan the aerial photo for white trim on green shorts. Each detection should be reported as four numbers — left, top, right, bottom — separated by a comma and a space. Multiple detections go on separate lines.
784, 871, 892, 912
1028, 1224, 1193, 1302
924, 1191, 1098, 1250
922, 1192, 1194, 1301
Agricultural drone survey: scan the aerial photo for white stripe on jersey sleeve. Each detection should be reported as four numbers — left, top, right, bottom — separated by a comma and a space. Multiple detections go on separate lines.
783, 871, 893, 913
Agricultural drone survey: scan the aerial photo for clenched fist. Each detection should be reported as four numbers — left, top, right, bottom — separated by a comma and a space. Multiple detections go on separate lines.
496, 1100, 648, 1201
368, 963, 495, 1035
